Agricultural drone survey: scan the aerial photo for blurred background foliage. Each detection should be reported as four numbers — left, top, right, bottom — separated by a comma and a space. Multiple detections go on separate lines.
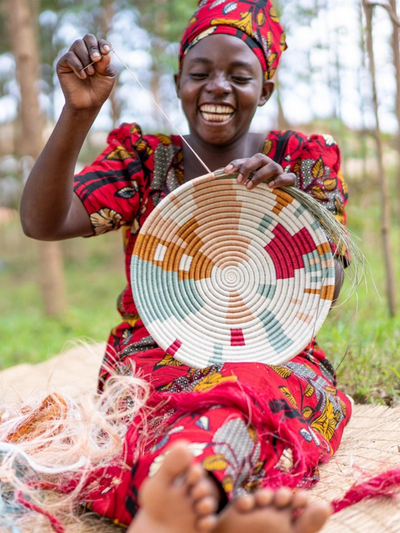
1, 0, 400, 404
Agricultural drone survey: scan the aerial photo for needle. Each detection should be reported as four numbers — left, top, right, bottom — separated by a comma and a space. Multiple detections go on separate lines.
81, 49, 114, 71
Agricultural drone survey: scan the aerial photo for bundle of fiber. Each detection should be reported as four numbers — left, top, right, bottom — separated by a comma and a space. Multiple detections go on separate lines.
0, 345, 151, 533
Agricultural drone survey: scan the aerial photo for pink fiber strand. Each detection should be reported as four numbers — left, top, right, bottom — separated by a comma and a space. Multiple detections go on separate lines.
332, 468, 400, 513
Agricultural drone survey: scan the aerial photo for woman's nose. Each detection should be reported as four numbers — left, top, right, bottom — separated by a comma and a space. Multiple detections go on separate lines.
205, 74, 231, 94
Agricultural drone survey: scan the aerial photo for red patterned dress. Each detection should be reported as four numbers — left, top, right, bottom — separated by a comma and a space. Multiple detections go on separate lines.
73, 123, 351, 526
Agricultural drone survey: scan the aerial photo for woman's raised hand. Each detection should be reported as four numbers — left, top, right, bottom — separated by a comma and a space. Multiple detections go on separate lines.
57, 34, 116, 111
224, 153, 296, 190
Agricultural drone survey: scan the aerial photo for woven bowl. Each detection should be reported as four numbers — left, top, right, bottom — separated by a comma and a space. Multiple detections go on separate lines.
131, 172, 335, 368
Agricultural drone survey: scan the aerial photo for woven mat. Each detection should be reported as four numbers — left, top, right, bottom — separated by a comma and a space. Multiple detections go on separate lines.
1, 345, 399, 532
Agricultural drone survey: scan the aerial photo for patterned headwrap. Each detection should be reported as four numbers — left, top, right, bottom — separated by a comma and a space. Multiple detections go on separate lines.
179, 0, 287, 80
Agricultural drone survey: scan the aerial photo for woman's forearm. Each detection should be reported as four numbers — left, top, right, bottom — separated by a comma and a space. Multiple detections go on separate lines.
20, 105, 100, 240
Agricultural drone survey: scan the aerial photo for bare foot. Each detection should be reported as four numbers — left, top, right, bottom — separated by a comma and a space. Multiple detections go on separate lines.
213, 487, 332, 533
128, 441, 219, 533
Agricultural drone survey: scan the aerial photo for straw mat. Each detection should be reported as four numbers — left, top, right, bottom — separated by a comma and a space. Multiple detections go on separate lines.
132, 174, 335, 368
1, 345, 399, 532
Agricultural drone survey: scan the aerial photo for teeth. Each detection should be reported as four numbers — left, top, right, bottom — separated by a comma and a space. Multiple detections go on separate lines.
199, 104, 234, 114
201, 112, 232, 122
199, 104, 234, 122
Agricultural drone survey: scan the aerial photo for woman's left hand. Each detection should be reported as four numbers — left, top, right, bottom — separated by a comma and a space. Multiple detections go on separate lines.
224, 153, 296, 190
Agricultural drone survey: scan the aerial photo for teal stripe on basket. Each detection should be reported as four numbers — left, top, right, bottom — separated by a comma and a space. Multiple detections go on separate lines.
257, 214, 275, 234
257, 283, 276, 300
311, 220, 321, 230
258, 308, 294, 351
208, 343, 224, 365
302, 251, 321, 274
133, 259, 204, 324
294, 204, 306, 218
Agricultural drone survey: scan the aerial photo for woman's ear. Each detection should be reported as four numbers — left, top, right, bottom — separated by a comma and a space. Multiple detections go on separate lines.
258, 79, 275, 107
174, 73, 181, 98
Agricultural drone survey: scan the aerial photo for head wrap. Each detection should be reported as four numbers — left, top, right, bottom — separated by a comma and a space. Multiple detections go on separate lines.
179, 0, 287, 80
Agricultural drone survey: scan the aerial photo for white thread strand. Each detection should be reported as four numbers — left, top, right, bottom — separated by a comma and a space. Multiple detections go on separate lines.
112, 49, 212, 175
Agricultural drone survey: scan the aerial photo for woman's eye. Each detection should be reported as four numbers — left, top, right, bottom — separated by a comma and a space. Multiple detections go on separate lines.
190, 73, 208, 79
232, 76, 252, 83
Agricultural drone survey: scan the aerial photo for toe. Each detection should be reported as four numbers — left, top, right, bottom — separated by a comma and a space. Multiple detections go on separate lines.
160, 440, 192, 484
194, 496, 219, 516
273, 487, 293, 508
191, 478, 215, 501
186, 464, 204, 488
196, 514, 218, 532
233, 494, 256, 513
254, 489, 274, 508
291, 490, 308, 510
294, 501, 332, 533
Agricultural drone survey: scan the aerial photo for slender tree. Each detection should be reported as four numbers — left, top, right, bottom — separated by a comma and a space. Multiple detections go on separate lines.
357, 0, 370, 187
362, 0, 397, 316
6, 0, 67, 317
366, 1, 400, 220
388, 0, 400, 220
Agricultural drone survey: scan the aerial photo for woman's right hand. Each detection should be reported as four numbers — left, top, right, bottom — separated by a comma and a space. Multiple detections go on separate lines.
57, 34, 116, 111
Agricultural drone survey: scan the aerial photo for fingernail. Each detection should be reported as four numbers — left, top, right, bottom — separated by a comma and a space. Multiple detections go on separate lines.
103, 45, 111, 52
92, 51, 101, 59
268, 181, 275, 188
225, 164, 234, 172
246, 181, 253, 189
237, 174, 244, 184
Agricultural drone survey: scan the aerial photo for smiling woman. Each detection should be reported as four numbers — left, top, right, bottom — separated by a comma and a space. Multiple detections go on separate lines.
15, 1, 351, 532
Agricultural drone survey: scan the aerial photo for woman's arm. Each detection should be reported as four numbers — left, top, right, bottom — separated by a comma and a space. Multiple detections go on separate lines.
20, 35, 116, 241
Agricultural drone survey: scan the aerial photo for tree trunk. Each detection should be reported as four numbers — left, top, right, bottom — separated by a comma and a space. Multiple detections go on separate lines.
6, 0, 67, 317
363, 0, 397, 316
389, 0, 400, 222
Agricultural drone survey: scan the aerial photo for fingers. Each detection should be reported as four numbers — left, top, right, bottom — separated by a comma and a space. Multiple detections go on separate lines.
267, 172, 296, 189
57, 34, 113, 80
224, 154, 296, 190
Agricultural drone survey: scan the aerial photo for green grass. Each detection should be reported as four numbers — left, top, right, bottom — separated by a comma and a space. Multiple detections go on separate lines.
0, 222, 125, 367
1, 201, 400, 404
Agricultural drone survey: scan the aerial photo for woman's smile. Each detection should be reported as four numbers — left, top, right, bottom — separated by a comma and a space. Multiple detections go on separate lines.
198, 103, 236, 123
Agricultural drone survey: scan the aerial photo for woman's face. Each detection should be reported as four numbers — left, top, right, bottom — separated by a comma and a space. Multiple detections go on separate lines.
175, 34, 274, 147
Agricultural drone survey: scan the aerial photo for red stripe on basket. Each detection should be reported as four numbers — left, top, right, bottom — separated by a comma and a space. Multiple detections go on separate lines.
168, 339, 182, 356
231, 329, 245, 346
265, 224, 317, 279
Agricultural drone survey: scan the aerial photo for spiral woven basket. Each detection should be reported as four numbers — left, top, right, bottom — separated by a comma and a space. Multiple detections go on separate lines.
131, 172, 335, 368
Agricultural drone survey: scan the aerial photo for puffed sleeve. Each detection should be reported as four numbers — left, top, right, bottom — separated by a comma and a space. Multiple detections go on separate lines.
73, 123, 145, 236
294, 134, 349, 263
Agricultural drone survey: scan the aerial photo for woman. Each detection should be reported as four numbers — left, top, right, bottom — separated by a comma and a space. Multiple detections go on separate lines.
20, 1, 349, 531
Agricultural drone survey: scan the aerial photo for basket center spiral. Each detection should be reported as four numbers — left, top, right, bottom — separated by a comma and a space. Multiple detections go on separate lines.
221, 265, 240, 287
